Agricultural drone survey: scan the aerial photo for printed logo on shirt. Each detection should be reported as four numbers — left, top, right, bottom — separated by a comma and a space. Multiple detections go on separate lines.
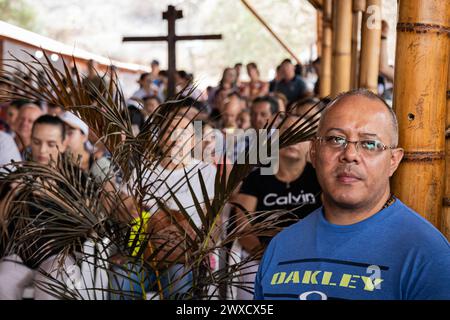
262, 259, 388, 300
269, 269, 383, 292
263, 191, 316, 207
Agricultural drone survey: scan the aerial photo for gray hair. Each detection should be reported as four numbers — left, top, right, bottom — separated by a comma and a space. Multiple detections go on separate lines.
318, 89, 399, 147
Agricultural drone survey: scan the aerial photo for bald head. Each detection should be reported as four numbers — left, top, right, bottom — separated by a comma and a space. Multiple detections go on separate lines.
222, 95, 241, 128
20, 103, 42, 113
318, 90, 399, 147
17, 103, 43, 140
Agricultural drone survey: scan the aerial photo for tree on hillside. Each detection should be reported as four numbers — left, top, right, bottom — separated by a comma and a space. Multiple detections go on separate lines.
0, 0, 37, 31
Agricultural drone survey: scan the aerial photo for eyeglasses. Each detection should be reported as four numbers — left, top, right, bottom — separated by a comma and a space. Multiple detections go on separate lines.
316, 135, 395, 155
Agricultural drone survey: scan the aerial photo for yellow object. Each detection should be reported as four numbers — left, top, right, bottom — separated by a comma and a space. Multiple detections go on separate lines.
128, 211, 151, 256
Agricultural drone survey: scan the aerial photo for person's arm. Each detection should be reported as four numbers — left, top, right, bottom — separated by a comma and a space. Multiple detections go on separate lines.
233, 193, 263, 255
240, 82, 250, 99
99, 176, 138, 224
260, 81, 269, 96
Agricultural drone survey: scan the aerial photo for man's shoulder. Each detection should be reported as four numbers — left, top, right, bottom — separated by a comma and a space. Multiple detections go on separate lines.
291, 75, 306, 84
131, 89, 145, 99
0, 131, 21, 163
0, 130, 14, 142
390, 200, 450, 250
293, 75, 305, 81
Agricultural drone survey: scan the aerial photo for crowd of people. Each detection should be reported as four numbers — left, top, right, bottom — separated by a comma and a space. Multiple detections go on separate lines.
0, 55, 322, 299
0, 33, 449, 300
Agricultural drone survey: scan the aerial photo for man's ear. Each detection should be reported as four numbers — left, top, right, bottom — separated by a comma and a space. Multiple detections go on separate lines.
389, 147, 404, 177
309, 140, 317, 168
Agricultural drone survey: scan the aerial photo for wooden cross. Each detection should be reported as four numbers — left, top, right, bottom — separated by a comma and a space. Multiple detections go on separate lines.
123, 5, 222, 99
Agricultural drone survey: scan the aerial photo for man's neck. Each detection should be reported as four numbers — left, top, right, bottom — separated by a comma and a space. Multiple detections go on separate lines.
15, 135, 28, 153
283, 75, 296, 83
275, 156, 307, 182
323, 189, 391, 225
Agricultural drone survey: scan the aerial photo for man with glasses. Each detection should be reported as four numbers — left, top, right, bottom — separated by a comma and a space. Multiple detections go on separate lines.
254, 89, 450, 300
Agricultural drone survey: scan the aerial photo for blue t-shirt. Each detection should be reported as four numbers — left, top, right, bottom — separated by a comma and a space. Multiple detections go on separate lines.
254, 199, 450, 300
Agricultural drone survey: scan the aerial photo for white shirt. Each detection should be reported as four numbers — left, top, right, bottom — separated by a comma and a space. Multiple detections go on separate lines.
142, 158, 216, 228
176, 84, 204, 101
0, 131, 22, 170
131, 86, 165, 103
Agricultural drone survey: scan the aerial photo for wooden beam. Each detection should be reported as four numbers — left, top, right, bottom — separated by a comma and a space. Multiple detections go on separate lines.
331, 0, 353, 96
392, 0, 450, 228
124, 35, 222, 42
240, 0, 301, 64
123, 36, 168, 42
308, 0, 323, 10
359, 0, 381, 93
176, 35, 222, 41
166, 5, 178, 99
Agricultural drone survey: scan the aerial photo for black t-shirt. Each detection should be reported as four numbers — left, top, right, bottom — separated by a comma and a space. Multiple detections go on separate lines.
209, 107, 222, 122
239, 162, 322, 244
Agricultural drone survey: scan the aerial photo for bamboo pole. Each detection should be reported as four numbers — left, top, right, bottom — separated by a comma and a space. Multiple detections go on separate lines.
350, 0, 365, 89
320, 0, 333, 97
317, 10, 323, 58
392, 0, 450, 228
443, 64, 450, 240
331, 0, 353, 96
359, 0, 382, 93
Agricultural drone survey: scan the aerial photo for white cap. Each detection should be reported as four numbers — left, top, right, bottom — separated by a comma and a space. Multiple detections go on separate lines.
59, 111, 89, 136
127, 98, 143, 110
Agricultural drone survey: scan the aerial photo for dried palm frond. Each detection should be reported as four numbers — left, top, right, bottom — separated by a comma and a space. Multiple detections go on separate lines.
0, 52, 327, 300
